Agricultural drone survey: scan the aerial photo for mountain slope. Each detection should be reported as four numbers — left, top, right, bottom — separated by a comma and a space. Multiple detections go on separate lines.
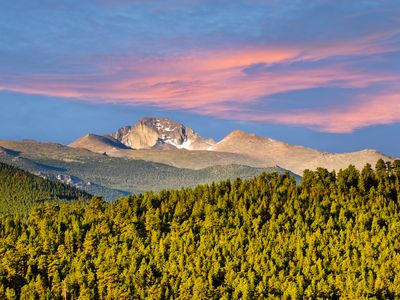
211, 130, 393, 174
69, 133, 129, 153
0, 162, 91, 214
0, 140, 289, 200
72, 147, 267, 170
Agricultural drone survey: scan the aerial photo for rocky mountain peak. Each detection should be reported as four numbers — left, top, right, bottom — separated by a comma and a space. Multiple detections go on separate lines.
111, 117, 215, 150
138, 118, 194, 146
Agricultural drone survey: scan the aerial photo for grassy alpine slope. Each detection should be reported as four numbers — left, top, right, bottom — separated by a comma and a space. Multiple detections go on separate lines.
0, 159, 399, 298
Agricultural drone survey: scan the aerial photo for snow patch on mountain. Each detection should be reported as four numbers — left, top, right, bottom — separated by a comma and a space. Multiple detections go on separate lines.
111, 117, 215, 150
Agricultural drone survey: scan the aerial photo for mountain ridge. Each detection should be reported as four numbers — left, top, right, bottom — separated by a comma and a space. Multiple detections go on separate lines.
66, 117, 396, 175
211, 129, 393, 174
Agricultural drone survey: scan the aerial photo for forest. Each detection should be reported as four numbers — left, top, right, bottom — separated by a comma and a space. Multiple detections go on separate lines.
1, 159, 400, 299
0, 162, 91, 214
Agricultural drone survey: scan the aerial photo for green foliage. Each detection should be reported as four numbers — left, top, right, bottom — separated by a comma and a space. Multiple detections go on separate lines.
1, 161, 400, 298
0, 162, 91, 214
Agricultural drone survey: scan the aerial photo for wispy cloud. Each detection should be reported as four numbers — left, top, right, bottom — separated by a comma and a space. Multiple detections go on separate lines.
0, 0, 400, 133
206, 91, 400, 133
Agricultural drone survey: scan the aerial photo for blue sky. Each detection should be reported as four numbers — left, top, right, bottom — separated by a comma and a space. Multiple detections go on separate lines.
1, 1, 400, 156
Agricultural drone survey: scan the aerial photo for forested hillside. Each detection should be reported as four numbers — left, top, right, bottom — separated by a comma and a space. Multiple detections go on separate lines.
1, 159, 400, 298
0, 162, 91, 214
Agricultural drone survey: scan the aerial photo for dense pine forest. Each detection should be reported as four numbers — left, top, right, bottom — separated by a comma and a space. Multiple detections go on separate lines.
1, 159, 400, 298
0, 162, 91, 214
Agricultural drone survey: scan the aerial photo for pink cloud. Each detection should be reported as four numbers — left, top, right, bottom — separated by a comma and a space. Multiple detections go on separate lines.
207, 91, 400, 133
1, 32, 400, 133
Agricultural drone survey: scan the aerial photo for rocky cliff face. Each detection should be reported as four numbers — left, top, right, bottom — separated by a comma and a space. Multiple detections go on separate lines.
111, 118, 215, 150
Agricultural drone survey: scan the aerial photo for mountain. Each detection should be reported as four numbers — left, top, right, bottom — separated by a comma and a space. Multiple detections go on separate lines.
69, 133, 129, 153
0, 161, 91, 214
110, 117, 215, 150
0, 140, 288, 200
211, 130, 322, 169
3, 117, 394, 199
70, 118, 395, 175
211, 130, 393, 174
70, 123, 266, 170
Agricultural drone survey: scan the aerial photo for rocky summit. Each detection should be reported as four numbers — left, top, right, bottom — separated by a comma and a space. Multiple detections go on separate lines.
110, 117, 215, 150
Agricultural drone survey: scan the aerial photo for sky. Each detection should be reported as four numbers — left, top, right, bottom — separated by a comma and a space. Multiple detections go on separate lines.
1, 0, 400, 156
